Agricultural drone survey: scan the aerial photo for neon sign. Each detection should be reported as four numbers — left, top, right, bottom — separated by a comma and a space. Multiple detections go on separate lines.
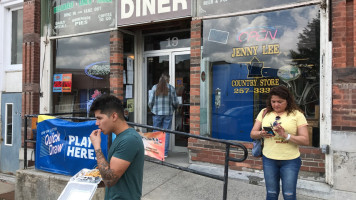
237, 26, 279, 42
84, 61, 110, 79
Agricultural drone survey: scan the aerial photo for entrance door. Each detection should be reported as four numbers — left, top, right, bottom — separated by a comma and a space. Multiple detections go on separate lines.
212, 63, 254, 141
145, 50, 190, 153
0, 93, 22, 173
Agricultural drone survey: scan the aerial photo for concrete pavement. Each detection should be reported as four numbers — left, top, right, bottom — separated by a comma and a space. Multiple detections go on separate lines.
2, 152, 327, 200
142, 152, 324, 200
0, 173, 15, 200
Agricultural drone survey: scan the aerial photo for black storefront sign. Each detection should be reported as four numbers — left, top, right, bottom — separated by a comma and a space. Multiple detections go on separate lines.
52, 0, 116, 36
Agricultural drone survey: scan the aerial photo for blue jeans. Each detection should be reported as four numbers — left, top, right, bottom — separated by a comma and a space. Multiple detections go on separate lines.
153, 115, 173, 156
263, 156, 301, 200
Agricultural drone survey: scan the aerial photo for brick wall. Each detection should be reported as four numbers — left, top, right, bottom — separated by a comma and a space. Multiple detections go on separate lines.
189, 140, 325, 174
22, 0, 41, 116
109, 30, 124, 100
332, 0, 356, 131
189, 19, 202, 136
22, 0, 41, 150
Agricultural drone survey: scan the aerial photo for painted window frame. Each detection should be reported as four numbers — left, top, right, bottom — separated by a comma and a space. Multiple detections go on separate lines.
2, 0, 23, 72
5, 103, 14, 146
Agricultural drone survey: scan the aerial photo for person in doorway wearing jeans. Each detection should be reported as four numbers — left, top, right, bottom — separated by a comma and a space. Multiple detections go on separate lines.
148, 72, 179, 158
250, 85, 309, 200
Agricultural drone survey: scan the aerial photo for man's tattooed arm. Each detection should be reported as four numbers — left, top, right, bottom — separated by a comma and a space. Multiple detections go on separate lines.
95, 149, 120, 187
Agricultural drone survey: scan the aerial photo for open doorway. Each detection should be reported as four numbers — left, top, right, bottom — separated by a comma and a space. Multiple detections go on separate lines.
145, 50, 190, 153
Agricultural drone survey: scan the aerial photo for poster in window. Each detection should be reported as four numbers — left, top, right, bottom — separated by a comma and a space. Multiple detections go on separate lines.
62, 74, 72, 92
53, 74, 63, 92
53, 73, 72, 93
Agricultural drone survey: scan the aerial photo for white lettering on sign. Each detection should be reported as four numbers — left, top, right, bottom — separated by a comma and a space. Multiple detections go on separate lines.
121, 0, 134, 19
121, 0, 188, 19
158, 0, 170, 13
44, 131, 64, 156
67, 135, 95, 159
68, 135, 92, 148
67, 146, 96, 159
45, 132, 61, 145
173, 0, 187, 11
143, 0, 155, 16
49, 143, 64, 155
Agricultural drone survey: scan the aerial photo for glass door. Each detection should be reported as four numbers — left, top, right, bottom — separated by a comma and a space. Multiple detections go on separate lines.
144, 50, 190, 153
146, 55, 170, 128
172, 52, 190, 152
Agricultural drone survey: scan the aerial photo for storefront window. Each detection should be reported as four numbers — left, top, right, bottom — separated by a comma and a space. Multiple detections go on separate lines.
51, 0, 116, 36
202, 5, 320, 142
197, 0, 313, 17
123, 34, 135, 122
52, 32, 110, 116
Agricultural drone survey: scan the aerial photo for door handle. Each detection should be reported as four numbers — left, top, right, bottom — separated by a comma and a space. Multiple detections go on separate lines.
215, 88, 221, 109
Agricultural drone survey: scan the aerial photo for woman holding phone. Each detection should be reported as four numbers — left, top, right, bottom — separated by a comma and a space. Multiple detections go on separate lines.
250, 85, 309, 200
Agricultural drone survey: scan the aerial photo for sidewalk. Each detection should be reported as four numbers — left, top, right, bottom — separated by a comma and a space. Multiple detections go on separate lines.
1, 152, 326, 200
0, 173, 15, 200
142, 152, 324, 200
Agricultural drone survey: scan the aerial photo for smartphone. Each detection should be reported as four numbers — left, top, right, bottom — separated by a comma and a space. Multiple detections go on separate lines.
263, 127, 275, 136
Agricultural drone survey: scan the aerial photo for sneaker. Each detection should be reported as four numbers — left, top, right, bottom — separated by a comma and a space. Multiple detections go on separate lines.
164, 155, 168, 158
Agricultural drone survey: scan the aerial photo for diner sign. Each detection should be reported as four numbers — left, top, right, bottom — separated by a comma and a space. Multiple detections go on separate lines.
35, 115, 108, 176
117, 0, 191, 26
52, 0, 116, 36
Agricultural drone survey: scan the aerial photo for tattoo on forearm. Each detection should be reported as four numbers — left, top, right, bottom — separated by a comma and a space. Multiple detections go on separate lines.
95, 149, 120, 187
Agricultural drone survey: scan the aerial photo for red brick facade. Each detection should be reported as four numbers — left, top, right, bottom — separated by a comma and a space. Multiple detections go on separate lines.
189, 19, 202, 136
22, 0, 41, 116
22, 0, 41, 149
332, 0, 356, 131
109, 30, 124, 100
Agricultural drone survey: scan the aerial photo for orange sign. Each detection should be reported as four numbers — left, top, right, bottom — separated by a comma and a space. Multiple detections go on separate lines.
62, 74, 72, 92
141, 132, 165, 161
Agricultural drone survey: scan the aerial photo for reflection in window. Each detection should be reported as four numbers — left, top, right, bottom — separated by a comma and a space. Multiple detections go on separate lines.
11, 9, 23, 64
6, 104, 13, 145
202, 6, 320, 141
197, 0, 313, 17
123, 34, 135, 122
52, 33, 110, 116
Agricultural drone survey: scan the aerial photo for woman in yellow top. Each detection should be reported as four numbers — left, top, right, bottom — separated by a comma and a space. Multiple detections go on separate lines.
250, 85, 309, 200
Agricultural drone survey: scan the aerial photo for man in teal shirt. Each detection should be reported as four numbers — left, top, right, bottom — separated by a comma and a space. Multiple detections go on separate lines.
89, 94, 144, 200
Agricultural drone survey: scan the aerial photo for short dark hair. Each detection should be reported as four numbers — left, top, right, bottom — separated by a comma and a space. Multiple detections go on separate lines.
89, 94, 125, 120
266, 85, 303, 115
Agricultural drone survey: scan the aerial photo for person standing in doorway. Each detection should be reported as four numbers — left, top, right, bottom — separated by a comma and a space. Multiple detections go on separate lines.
250, 85, 309, 200
148, 72, 179, 158
89, 94, 144, 200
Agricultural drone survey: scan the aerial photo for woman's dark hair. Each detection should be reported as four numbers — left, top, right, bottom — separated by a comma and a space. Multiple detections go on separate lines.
89, 94, 125, 120
265, 85, 303, 115
155, 72, 169, 96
